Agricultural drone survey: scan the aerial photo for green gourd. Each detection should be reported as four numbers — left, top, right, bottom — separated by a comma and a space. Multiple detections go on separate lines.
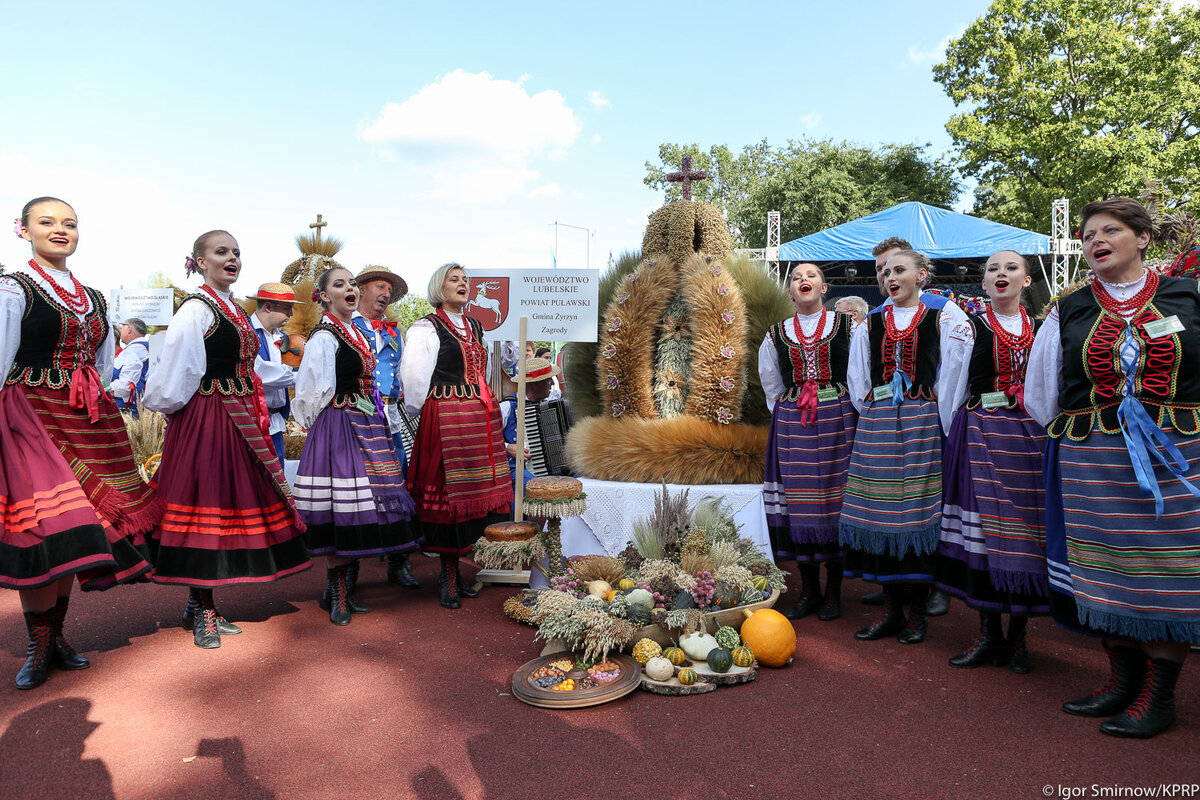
706, 647, 733, 673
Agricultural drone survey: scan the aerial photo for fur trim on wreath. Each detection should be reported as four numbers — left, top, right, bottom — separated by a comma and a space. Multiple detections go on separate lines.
680, 253, 748, 424
566, 415, 768, 485
598, 257, 677, 418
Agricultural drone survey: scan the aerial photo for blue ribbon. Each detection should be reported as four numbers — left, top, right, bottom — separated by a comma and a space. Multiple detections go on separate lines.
889, 369, 912, 408
1114, 326, 1200, 517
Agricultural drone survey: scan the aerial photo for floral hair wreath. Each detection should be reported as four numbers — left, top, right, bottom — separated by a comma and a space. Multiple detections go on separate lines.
184, 256, 199, 276
12, 219, 23, 238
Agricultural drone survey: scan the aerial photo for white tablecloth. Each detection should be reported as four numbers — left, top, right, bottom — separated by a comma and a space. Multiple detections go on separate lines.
560, 477, 772, 563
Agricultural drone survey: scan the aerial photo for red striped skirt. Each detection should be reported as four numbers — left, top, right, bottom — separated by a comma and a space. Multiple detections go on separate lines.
408, 394, 510, 551
151, 391, 311, 587
0, 384, 153, 590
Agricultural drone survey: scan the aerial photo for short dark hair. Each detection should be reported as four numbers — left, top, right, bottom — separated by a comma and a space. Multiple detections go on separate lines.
1079, 197, 1154, 256
872, 236, 913, 257
123, 318, 148, 336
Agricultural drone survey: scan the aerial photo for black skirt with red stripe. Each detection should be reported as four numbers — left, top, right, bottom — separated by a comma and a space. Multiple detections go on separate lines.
150, 391, 311, 587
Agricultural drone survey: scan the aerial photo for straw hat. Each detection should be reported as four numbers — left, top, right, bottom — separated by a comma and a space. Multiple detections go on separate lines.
355, 265, 409, 303
522, 357, 561, 382
251, 282, 300, 304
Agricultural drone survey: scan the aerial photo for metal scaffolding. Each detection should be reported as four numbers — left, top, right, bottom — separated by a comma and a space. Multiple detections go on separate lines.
1047, 197, 1083, 295
734, 210, 782, 281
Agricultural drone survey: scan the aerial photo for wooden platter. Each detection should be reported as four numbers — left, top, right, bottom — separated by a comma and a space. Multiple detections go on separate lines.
512, 653, 641, 709
640, 673, 716, 695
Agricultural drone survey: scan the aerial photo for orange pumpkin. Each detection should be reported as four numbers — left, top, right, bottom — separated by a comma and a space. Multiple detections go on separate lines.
280, 333, 306, 368
739, 608, 796, 667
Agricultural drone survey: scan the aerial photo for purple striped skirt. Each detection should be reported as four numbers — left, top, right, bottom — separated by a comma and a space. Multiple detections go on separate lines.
294, 404, 417, 558
764, 393, 856, 563
936, 406, 1049, 615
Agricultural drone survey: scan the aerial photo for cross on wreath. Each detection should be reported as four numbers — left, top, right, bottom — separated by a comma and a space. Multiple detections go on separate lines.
665, 155, 709, 201
310, 213, 328, 242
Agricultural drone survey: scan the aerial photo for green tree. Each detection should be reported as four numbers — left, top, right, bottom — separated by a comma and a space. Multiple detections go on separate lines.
391, 293, 434, 332
933, 0, 1200, 232
645, 139, 959, 247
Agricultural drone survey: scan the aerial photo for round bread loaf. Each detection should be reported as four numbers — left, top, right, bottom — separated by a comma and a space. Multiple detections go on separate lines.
484, 520, 540, 542
525, 476, 584, 501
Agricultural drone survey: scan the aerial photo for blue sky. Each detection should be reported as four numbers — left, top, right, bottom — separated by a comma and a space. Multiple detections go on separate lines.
0, 0, 991, 298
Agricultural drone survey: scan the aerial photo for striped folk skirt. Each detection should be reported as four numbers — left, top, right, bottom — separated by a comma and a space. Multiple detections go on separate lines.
840, 397, 942, 583
0, 383, 154, 590
150, 392, 311, 588
294, 404, 418, 558
407, 393, 511, 555
936, 406, 1049, 615
1045, 423, 1200, 643
763, 394, 856, 563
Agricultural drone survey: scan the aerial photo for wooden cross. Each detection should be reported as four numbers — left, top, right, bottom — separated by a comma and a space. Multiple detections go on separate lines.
309, 214, 328, 242
666, 155, 709, 201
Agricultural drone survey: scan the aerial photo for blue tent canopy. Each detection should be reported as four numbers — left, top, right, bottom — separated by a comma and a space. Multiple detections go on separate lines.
779, 202, 1050, 262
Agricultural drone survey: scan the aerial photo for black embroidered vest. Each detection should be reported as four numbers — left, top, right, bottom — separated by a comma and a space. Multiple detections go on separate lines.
767, 312, 851, 402
966, 314, 1042, 410
1050, 275, 1200, 439
190, 292, 257, 396
5, 272, 109, 389
426, 313, 487, 400
311, 321, 375, 407
867, 304, 941, 399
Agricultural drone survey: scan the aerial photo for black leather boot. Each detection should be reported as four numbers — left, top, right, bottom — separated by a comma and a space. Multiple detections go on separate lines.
855, 586, 906, 640
190, 589, 221, 649
784, 564, 822, 620
345, 559, 360, 595
949, 611, 1006, 668
925, 587, 951, 616
897, 585, 929, 644
1062, 643, 1144, 717
1006, 616, 1031, 674
182, 592, 242, 635
50, 596, 90, 671
457, 564, 479, 599
817, 563, 843, 621
439, 556, 461, 609
327, 566, 352, 626
861, 589, 884, 606
1100, 657, 1183, 738
15, 609, 55, 689
320, 568, 369, 614
387, 554, 421, 589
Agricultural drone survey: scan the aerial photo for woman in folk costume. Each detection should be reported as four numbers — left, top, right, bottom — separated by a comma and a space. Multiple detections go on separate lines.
839, 249, 971, 644
936, 251, 1049, 674
142, 230, 310, 649
293, 267, 417, 625
400, 263, 510, 609
759, 263, 856, 622
0, 197, 158, 689
1027, 198, 1199, 738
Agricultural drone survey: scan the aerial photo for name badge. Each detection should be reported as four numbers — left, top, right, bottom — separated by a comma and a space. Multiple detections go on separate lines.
980, 391, 1009, 411
872, 385, 893, 402
387, 336, 400, 352
1144, 315, 1184, 340
817, 386, 839, 403
354, 396, 377, 416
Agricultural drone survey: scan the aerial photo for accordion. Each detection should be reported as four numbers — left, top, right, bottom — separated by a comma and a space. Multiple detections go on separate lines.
522, 399, 573, 477
395, 403, 420, 463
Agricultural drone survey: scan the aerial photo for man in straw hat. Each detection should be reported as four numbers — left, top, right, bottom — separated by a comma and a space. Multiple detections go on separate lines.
498, 356, 561, 492
351, 264, 421, 590
250, 282, 301, 464
112, 317, 150, 416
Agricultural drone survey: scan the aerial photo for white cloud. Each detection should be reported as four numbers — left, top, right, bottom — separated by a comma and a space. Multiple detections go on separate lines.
798, 113, 822, 129
592, 133, 603, 145
530, 183, 562, 198
587, 90, 611, 109
907, 29, 962, 64
357, 70, 582, 203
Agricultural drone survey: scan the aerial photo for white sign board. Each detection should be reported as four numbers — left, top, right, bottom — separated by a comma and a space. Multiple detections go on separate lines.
109, 289, 175, 327
463, 269, 599, 342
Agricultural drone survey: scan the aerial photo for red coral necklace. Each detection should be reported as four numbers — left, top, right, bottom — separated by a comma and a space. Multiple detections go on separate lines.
27, 259, 89, 314
1093, 269, 1159, 317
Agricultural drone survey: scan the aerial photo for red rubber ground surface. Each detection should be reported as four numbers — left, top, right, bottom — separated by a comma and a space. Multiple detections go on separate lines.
1, 559, 1196, 800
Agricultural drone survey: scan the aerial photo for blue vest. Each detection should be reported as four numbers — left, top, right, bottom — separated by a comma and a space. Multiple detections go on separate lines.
254, 328, 292, 420
112, 341, 149, 411
869, 290, 950, 316
352, 316, 403, 400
